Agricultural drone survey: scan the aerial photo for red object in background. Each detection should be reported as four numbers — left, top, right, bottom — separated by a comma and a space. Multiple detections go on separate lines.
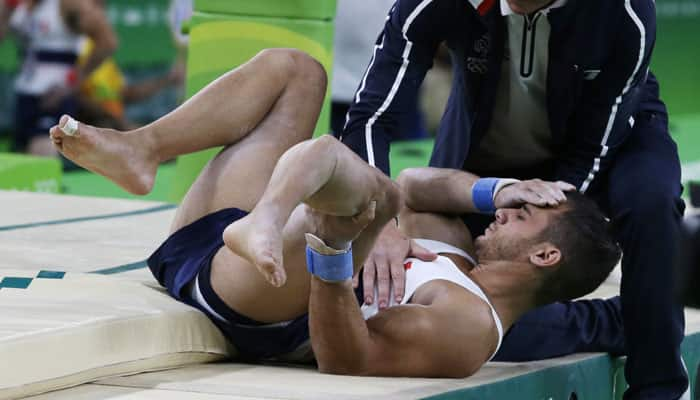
404, 262, 412, 270
66, 69, 78, 87
5, 0, 21, 9
477, 0, 496, 15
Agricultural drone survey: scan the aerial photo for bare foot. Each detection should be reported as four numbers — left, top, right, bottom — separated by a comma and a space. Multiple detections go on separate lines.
49, 115, 157, 195
223, 211, 286, 287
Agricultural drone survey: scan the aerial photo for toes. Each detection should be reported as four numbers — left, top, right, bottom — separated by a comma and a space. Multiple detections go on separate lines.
59, 114, 70, 127
258, 257, 285, 287
58, 114, 80, 137
255, 244, 285, 287
268, 268, 287, 287
49, 125, 63, 140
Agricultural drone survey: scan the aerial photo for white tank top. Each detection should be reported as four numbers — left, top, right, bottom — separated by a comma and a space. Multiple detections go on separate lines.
10, 0, 81, 95
189, 239, 504, 361
360, 239, 504, 359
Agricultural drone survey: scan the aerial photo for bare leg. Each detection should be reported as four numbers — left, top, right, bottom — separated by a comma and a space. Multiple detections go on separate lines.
222, 135, 401, 288
48, 49, 323, 195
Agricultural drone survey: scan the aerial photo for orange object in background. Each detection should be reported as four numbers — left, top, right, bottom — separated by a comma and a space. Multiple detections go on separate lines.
77, 39, 126, 120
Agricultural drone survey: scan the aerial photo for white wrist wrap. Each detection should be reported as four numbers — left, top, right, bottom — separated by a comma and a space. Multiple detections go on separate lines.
304, 233, 350, 255
492, 178, 521, 201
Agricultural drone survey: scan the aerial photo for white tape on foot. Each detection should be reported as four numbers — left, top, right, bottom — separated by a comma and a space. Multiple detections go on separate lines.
60, 117, 80, 137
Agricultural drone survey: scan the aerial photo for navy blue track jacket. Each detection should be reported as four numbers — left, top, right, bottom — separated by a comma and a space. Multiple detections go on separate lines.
338, 0, 665, 192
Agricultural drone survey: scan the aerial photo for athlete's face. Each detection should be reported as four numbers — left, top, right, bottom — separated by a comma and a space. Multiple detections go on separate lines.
505, 0, 555, 14
474, 204, 562, 262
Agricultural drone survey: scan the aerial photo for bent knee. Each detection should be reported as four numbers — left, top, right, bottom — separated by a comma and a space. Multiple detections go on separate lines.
257, 49, 327, 91
309, 134, 342, 156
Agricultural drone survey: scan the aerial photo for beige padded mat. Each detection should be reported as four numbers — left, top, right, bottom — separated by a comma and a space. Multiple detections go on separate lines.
1, 191, 697, 400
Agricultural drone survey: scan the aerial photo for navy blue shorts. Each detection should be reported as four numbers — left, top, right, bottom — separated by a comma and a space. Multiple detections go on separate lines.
147, 207, 363, 360
14, 93, 77, 150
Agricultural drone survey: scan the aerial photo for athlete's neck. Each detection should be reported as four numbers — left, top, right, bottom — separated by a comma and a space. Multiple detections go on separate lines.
468, 260, 541, 330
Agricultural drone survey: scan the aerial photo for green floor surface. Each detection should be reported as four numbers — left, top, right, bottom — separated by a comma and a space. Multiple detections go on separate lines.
61, 162, 176, 203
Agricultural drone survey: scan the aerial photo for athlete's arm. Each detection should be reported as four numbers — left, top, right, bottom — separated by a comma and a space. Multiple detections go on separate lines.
397, 167, 574, 214
309, 277, 495, 378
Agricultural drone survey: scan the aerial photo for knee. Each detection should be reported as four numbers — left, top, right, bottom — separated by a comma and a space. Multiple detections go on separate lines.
289, 49, 328, 91
309, 134, 342, 156
257, 48, 327, 93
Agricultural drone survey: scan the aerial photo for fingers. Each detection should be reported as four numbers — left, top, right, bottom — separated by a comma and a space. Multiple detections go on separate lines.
518, 189, 548, 207
556, 181, 577, 192
362, 224, 411, 309
390, 261, 406, 304
362, 263, 376, 305
408, 240, 438, 261
496, 179, 578, 210
536, 181, 565, 205
523, 180, 567, 207
375, 258, 391, 309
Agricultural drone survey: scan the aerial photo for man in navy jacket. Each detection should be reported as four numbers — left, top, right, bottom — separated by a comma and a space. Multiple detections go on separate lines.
338, 0, 688, 398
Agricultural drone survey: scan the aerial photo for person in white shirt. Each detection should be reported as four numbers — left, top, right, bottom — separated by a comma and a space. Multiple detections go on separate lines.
0, 0, 116, 156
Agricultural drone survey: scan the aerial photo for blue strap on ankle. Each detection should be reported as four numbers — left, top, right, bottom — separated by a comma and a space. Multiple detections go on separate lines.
306, 246, 354, 282
472, 178, 500, 214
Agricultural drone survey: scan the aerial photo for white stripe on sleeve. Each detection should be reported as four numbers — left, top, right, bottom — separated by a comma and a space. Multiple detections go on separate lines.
579, 0, 646, 193
360, 0, 434, 167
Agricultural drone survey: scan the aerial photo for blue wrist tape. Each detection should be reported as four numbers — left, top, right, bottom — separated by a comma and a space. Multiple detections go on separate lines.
306, 245, 354, 282
472, 178, 500, 214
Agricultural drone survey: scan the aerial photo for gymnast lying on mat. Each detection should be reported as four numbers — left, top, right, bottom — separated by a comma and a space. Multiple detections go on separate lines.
48, 49, 621, 378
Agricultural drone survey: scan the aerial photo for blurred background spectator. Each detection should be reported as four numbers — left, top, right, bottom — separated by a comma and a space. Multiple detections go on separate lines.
0, 0, 117, 157
0, 0, 187, 155
75, 0, 185, 131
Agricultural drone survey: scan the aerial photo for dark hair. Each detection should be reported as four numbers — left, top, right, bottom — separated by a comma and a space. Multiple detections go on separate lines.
535, 192, 622, 305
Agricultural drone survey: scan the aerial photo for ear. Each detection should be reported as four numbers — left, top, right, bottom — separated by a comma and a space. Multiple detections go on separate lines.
529, 242, 561, 269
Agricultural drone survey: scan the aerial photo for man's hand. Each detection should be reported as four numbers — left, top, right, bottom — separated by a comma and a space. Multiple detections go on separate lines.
355, 222, 437, 309
494, 179, 576, 209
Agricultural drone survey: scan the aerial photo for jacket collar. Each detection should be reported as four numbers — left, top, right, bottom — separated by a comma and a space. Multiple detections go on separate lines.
499, 0, 567, 16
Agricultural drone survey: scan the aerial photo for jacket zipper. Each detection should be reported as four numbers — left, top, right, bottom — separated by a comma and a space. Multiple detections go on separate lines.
520, 12, 542, 78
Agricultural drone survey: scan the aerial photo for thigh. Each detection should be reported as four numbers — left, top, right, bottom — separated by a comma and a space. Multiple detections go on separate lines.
171, 77, 325, 233
208, 208, 312, 324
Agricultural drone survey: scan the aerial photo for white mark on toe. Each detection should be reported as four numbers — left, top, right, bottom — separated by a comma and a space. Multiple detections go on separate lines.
60, 117, 80, 137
